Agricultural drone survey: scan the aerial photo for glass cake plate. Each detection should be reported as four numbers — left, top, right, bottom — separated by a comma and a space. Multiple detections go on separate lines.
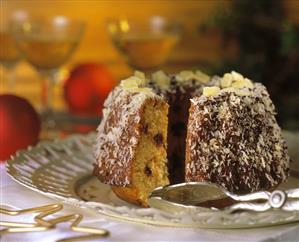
6, 131, 299, 229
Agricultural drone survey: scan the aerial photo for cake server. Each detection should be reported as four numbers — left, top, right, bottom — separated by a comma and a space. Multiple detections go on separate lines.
148, 182, 299, 213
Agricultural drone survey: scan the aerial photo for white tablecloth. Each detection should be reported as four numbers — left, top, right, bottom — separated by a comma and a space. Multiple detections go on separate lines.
1, 163, 299, 242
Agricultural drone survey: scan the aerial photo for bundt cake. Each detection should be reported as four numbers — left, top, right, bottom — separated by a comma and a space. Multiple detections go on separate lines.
94, 70, 290, 207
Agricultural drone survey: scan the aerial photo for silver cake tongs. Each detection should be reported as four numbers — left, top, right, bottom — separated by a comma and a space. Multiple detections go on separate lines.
148, 182, 299, 213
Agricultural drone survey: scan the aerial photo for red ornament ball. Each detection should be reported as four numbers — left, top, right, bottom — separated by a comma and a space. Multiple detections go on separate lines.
0, 94, 41, 161
64, 63, 116, 116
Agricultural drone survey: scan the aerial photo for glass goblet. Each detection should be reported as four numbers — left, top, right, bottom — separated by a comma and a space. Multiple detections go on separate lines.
107, 16, 181, 73
12, 16, 85, 124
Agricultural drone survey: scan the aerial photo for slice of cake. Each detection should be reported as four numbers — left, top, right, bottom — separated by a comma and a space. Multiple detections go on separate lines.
185, 71, 290, 194
94, 76, 169, 207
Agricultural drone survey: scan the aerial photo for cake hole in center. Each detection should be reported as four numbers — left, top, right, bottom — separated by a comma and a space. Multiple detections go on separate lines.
153, 133, 163, 146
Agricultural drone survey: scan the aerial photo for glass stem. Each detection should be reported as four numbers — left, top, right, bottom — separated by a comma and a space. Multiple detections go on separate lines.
7, 67, 16, 93
39, 69, 58, 114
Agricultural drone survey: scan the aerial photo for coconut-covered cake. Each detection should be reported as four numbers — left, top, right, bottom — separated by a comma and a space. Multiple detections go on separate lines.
94, 70, 290, 207
94, 77, 169, 207
185, 72, 290, 194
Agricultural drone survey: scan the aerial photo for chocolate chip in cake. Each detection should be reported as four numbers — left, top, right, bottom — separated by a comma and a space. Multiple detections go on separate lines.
153, 133, 163, 146
141, 123, 149, 134
144, 165, 152, 176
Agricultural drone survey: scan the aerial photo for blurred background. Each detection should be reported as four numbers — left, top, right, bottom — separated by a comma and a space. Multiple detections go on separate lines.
0, 0, 298, 159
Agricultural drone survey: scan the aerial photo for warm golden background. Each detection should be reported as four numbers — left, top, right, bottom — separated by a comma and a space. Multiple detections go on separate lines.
1, 0, 299, 128
3, 1, 230, 72
3, 0, 298, 69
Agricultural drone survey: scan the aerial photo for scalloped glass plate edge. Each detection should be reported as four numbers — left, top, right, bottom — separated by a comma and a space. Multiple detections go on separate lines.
5, 131, 299, 229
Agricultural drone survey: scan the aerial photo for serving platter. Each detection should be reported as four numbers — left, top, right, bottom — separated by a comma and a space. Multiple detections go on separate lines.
6, 131, 299, 229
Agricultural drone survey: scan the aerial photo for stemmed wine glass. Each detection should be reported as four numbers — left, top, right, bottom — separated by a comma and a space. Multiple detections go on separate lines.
12, 15, 85, 131
107, 16, 181, 73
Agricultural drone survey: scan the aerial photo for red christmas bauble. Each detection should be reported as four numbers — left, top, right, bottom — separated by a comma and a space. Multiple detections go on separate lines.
0, 94, 41, 161
64, 63, 116, 116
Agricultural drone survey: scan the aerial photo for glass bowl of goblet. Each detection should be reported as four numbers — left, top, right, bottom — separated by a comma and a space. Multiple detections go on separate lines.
107, 16, 181, 72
